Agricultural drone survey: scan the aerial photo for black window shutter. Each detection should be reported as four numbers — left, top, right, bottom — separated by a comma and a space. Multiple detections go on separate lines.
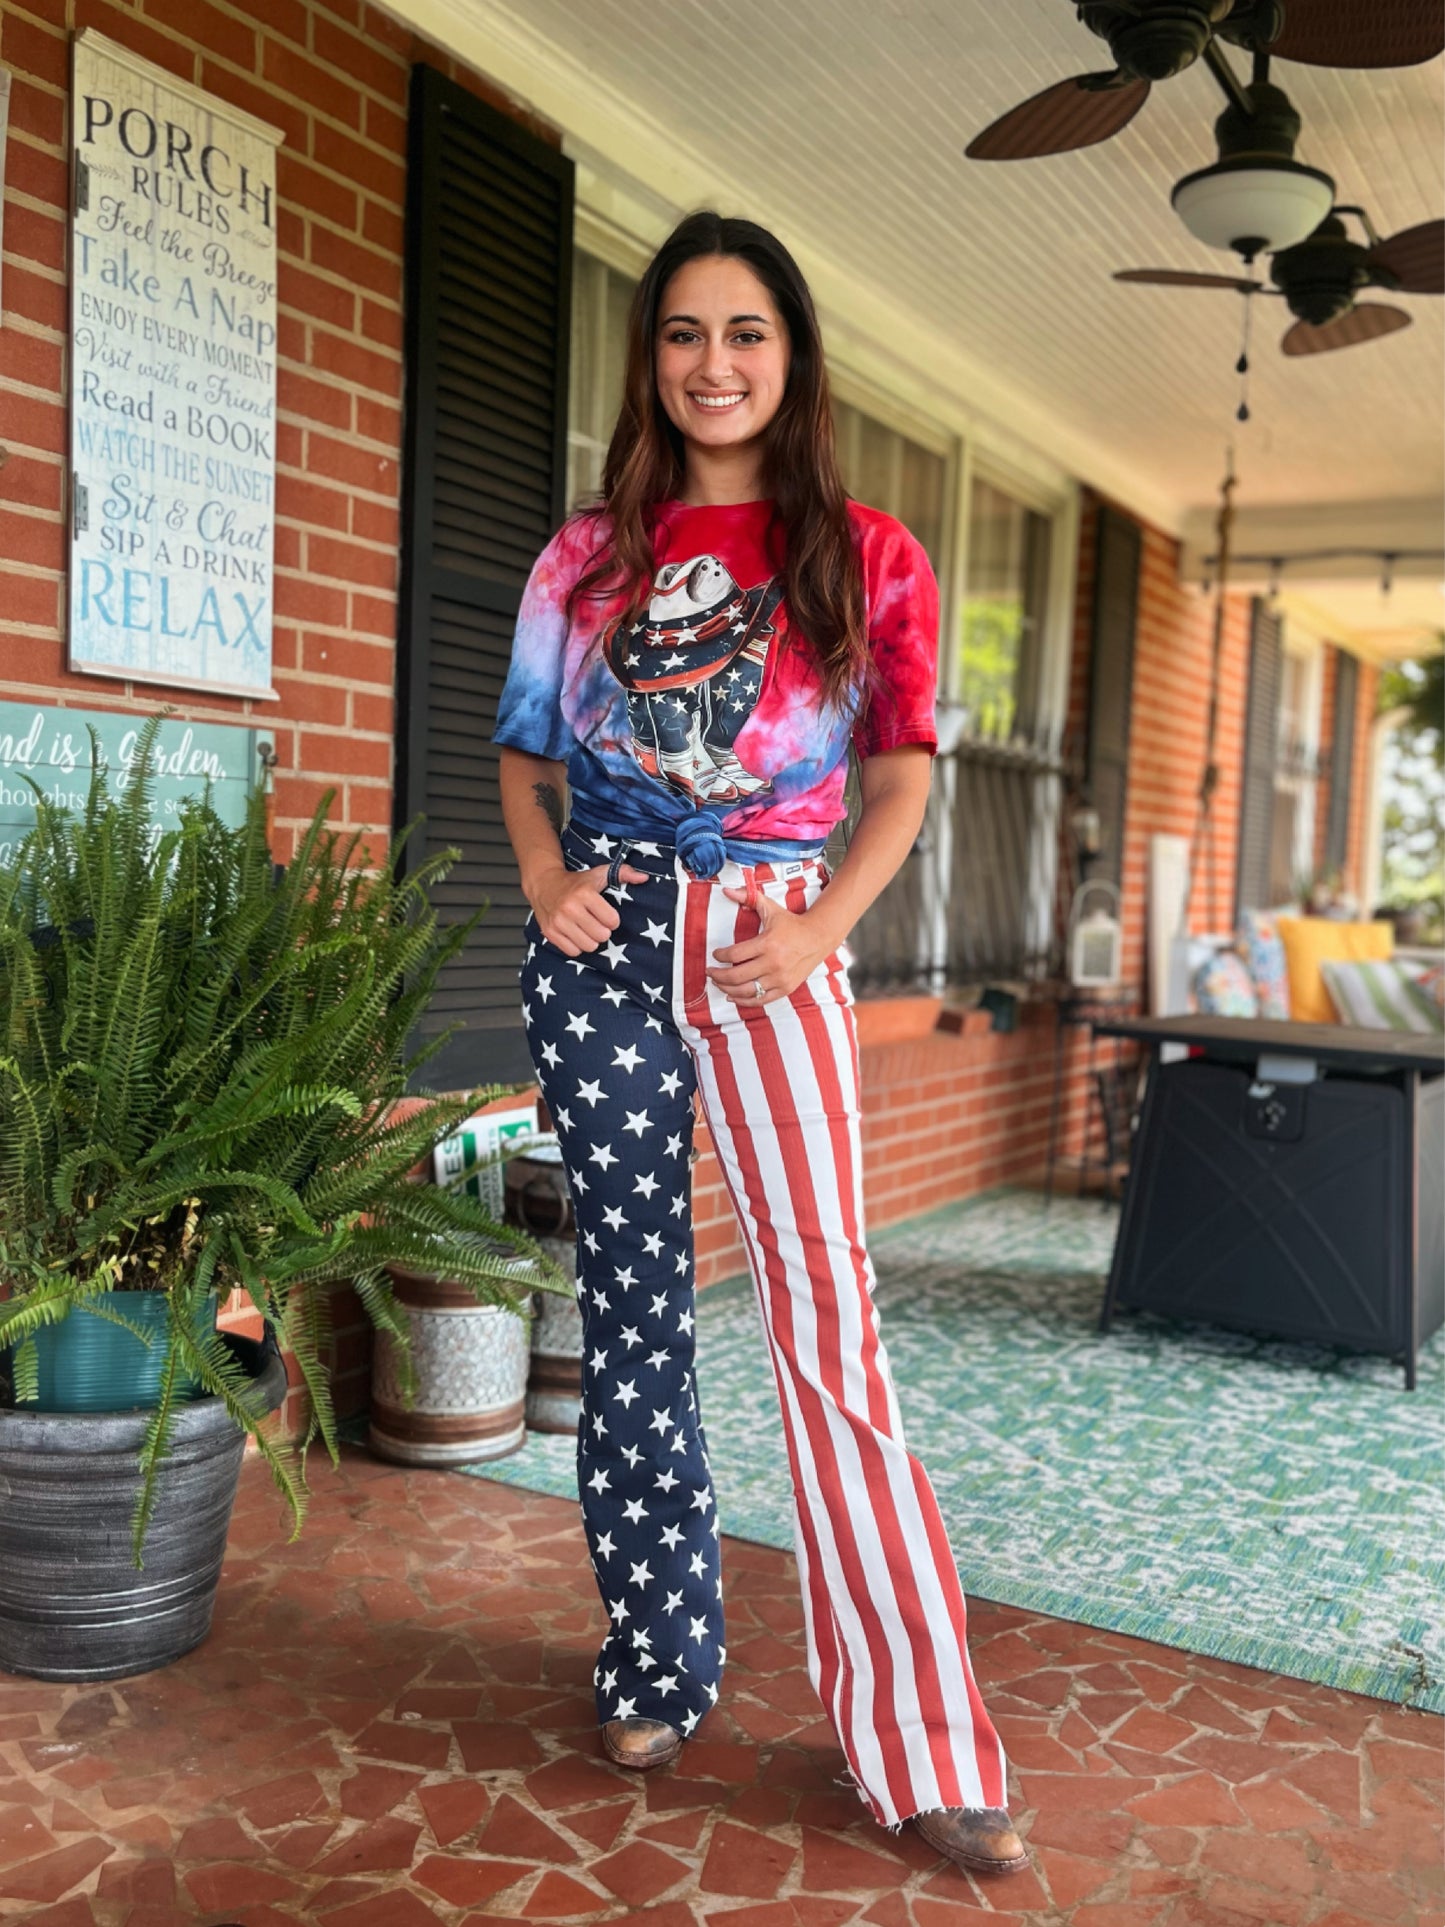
1235, 597, 1283, 916
1323, 649, 1359, 876
396, 65, 573, 1091
1085, 503, 1141, 889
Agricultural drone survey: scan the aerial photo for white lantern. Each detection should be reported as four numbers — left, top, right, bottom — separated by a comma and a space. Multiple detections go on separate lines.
1069, 881, 1124, 989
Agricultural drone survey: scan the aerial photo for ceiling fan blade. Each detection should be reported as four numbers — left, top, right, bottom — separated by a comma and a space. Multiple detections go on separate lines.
1368, 219, 1445, 295
1281, 304, 1414, 356
1114, 269, 1264, 291
965, 73, 1149, 160
1265, 0, 1444, 68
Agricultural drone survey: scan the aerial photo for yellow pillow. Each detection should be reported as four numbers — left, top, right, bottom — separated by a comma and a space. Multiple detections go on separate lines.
1276, 916, 1395, 1024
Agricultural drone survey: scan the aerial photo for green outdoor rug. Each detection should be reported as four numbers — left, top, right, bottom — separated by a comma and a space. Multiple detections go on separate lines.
456, 1189, 1445, 1714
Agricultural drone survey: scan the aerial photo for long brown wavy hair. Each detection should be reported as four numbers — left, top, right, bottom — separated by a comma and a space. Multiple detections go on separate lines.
566, 212, 873, 716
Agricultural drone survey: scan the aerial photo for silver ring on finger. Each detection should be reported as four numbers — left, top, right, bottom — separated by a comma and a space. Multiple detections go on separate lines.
753, 979, 765, 1000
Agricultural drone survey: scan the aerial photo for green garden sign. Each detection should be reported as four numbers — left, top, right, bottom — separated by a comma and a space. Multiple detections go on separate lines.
0, 704, 270, 865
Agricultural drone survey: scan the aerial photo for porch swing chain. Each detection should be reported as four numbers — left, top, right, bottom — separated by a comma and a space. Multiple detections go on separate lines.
1185, 453, 1237, 937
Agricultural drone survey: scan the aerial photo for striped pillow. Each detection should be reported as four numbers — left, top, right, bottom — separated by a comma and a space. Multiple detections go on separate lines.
1320, 958, 1445, 1033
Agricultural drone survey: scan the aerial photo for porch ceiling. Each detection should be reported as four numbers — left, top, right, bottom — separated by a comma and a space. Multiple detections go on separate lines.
397, 0, 1444, 647
421, 0, 1442, 515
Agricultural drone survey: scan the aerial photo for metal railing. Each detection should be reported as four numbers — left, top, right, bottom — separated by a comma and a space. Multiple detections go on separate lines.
833, 727, 1068, 994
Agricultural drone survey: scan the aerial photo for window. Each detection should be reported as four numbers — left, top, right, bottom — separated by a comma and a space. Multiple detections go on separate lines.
828, 398, 950, 989
1269, 634, 1323, 902
934, 472, 1069, 988
833, 399, 947, 571
568, 251, 634, 509
959, 478, 1052, 743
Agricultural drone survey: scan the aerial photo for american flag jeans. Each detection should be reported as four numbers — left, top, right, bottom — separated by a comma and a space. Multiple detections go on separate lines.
516, 818, 1009, 1827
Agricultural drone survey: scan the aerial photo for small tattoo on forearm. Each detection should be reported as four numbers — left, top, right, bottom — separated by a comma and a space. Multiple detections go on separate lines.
533, 782, 563, 833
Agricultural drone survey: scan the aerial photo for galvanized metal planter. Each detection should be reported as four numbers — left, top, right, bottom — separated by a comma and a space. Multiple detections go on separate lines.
0, 1331, 287, 1683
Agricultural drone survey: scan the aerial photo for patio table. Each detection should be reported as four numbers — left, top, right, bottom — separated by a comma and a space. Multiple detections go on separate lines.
1092, 1014, 1445, 1388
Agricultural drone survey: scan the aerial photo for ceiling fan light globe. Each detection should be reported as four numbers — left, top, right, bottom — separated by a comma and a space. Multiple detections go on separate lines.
1171, 159, 1336, 260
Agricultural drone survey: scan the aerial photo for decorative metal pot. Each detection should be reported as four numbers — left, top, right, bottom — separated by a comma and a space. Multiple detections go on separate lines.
0, 1330, 287, 1682
367, 1264, 532, 1467
506, 1143, 583, 1436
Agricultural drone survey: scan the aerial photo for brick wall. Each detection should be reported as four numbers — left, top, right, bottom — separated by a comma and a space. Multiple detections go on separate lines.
1069, 492, 1377, 982
1064, 492, 1252, 985
1, 0, 551, 865
0, 0, 549, 1440
1118, 507, 1254, 970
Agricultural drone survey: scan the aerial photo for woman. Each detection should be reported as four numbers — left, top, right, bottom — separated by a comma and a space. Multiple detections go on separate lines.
492, 211, 1025, 1877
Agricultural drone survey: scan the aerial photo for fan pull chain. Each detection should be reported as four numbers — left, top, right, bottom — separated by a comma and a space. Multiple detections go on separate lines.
1234, 294, 1254, 423
1185, 448, 1236, 940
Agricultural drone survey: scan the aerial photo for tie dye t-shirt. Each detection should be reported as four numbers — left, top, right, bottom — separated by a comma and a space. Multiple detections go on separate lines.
491, 497, 939, 861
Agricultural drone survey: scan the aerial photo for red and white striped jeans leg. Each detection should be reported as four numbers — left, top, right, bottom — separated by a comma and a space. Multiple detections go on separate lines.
673, 855, 1009, 1829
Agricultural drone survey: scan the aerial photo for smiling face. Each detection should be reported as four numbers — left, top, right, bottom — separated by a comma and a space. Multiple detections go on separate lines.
654, 254, 791, 468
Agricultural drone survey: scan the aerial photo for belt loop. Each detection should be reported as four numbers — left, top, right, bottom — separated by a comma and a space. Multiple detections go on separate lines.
742, 866, 760, 910
605, 843, 630, 890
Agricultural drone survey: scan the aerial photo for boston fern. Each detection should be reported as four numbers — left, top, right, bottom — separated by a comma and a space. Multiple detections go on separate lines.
0, 715, 567, 1566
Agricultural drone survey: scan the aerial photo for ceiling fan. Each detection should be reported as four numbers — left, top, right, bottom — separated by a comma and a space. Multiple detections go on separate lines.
1115, 207, 1445, 355
966, 2, 1444, 165
966, 3, 1444, 271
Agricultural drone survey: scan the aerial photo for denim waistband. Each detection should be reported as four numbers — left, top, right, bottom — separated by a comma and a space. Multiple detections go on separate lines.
562, 816, 827, 881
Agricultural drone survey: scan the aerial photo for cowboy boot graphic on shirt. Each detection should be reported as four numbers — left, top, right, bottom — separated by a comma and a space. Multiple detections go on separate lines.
603, 556, 783, 805
654, 702, 716, 800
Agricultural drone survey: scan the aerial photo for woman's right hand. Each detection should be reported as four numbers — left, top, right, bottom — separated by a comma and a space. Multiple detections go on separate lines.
529, 861, 653, 956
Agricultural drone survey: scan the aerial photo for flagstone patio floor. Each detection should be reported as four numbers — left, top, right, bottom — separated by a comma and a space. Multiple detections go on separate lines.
0, 1441, 1439, 1927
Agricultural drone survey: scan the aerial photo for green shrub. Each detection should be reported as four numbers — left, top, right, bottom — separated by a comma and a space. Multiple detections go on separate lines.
0, 715, 566, 1564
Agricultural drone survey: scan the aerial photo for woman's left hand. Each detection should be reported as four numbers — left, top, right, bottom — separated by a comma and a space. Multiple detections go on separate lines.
705, 887, 833, 1004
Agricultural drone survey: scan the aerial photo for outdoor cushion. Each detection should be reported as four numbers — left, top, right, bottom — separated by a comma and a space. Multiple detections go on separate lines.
1192, 951, 1259, 1018
1276, 916, 1394, 1025
1321, 958, 1445, 1034
1237, 906, 1292, 1019
1402, 959, 1445, 1014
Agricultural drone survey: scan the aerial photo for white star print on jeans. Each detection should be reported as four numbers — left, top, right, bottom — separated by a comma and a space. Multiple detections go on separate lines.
520, 832, 722, 1737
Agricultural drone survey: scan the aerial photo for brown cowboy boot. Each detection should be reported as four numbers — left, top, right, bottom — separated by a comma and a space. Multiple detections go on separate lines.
912, 1806, 1030, 1875
601, 1716, 682, 1771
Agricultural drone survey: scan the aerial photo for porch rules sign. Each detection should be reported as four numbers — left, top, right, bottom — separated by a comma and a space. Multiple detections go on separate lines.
69, 31, 283, 698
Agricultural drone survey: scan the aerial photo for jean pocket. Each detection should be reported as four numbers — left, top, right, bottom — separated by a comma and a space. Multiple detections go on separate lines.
560, 824, 596, 870
757, 869, 826, 915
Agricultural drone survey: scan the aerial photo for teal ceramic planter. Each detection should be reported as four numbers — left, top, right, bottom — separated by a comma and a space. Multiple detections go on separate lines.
19, 1289, 220, 1413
